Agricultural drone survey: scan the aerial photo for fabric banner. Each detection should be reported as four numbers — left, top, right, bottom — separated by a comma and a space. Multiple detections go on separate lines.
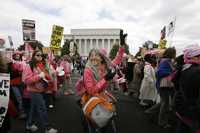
167, 20, 175, 36
22, 19, 36, 42
0, 73, 10, 127
50, 25, 64, 50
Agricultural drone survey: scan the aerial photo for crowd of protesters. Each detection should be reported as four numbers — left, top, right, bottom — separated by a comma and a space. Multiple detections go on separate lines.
0, 48, 76, 133
110, 45, 200, 133
1, 40, 200, 133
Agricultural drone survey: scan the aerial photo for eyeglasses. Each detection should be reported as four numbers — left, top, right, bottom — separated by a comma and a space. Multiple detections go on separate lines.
35, 54, 42, 57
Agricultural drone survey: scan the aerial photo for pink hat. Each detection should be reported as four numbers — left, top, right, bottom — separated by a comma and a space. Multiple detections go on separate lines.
99, 48, 112, 67
100, 48, 107, 56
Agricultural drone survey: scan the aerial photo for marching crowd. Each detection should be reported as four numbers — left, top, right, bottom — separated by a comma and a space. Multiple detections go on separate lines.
1, 41, 200, 133
0, 50, 74, 133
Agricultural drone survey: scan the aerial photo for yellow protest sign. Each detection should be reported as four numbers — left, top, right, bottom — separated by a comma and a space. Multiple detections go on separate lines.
50, 25, 64, 50
51, 49, 61, 56
158, 39, 167, 49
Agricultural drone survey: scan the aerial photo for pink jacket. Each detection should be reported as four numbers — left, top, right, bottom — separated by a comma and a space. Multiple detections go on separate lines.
83, 68, 108, 95
23, 64, 44, 93
83, 47, 125, 95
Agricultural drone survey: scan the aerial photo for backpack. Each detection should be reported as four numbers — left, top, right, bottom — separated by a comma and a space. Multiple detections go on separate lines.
75, 75, 116, 128
82, 93, 116, 128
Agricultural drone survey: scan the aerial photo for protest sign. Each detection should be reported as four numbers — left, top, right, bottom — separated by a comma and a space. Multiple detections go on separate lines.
0, 73, 10, 127
50, 25, 64, 50
158, 39, 167, 49
22, 19, 36, 42
51, 49, 61, 56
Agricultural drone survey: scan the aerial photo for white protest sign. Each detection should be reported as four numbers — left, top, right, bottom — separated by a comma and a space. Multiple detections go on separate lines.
0, 73, 10, 127
22, 19, 36, 42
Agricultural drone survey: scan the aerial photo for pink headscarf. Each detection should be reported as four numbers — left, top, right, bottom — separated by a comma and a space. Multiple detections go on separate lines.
183, 44, 200, 64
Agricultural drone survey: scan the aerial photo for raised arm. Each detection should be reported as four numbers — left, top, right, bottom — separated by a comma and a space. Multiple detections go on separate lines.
111, 47, 125, 66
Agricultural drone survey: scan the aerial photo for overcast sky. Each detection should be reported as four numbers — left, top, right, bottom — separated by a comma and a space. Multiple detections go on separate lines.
1, 0, 200, 54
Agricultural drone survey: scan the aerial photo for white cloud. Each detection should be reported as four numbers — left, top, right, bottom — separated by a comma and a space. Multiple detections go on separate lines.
0, 0, 200, 55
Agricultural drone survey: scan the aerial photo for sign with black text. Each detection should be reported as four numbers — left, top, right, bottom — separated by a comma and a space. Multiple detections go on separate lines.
22, 19, 36, 42
50, 25, 64, 50
0, 73, 10, 127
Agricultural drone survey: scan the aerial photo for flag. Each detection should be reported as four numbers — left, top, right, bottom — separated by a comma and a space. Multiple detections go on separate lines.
160, 26, 166, 40
167, 20, 175, 36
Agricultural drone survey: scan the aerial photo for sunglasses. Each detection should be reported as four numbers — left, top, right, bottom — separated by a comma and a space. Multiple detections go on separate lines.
35, 54, 42, 57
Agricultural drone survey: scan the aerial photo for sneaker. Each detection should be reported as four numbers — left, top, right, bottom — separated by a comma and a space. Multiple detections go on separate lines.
17, 112, 27, 119
159, 123, 171, 129
45, 128, 58, 133
124, 92, 129, 96
139, 101, 148, 106
162, 124, 171, 129
48, 105, 54, 109
26, 124, 38, 132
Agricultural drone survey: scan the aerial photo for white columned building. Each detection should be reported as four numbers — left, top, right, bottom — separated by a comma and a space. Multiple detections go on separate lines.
64, 29, 122, 57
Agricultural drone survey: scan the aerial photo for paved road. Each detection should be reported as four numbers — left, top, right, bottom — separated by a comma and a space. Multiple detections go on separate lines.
12, 72, 176, 133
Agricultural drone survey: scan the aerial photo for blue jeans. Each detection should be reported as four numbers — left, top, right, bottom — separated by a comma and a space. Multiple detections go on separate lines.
12, 85, 24, 112
158, 87, 174, 126
26, 92, 49, 128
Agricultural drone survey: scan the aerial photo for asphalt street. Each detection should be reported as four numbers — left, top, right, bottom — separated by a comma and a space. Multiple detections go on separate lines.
12, 73, 176, 133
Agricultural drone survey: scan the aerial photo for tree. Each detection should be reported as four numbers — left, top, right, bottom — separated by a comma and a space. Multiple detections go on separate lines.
61, 39, 70, 56
61, 40, 79, 56
109, 44, 119, 60
143, 40, 158, 49
124, 44, 129, 55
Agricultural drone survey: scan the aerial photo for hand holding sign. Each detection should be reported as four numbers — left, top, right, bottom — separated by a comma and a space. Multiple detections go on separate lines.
0, 73, 10, 127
